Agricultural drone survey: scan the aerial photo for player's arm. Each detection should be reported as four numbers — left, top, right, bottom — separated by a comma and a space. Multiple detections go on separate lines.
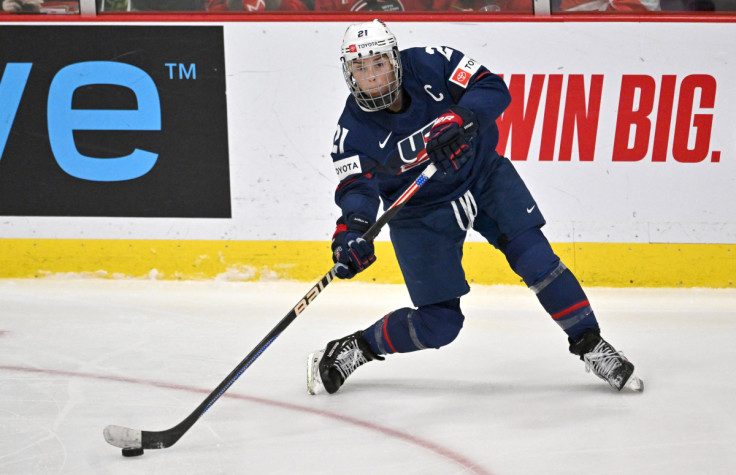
423, 47, 511, 174
330, 140, 381, 279
440, 48, 511, 136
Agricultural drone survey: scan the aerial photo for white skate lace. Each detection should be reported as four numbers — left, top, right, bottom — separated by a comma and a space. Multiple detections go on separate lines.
583, 340, 623, 381
334, 341, 370, 381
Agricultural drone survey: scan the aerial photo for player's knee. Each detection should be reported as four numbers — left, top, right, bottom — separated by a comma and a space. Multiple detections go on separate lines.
503, 227, 560, 288
412, 298, 465, 349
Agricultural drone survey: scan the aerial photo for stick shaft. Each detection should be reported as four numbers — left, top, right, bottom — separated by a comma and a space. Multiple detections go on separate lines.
105, 163, 437, 451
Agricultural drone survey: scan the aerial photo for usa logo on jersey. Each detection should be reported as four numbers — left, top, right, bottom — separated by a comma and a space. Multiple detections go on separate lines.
396, 120, 434, 174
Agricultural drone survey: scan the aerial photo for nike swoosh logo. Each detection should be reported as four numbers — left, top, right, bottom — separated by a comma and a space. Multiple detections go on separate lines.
527, 205, 536, 213
379, 132, 392, 149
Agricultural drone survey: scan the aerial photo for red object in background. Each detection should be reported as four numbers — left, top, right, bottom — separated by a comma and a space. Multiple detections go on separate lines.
40, 1, 80, 13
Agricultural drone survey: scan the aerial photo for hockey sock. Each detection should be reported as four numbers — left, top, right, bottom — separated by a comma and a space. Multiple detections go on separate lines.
503, 228, 599, 341
362, 299, 464, 355
533, 264, 599, 341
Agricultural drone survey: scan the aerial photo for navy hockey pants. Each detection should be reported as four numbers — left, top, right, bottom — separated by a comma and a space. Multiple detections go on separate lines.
389, 155, 545, 307
363, 156, 599, 355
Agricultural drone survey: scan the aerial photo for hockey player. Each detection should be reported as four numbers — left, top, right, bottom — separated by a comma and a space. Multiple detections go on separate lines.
307, 19, 643, 396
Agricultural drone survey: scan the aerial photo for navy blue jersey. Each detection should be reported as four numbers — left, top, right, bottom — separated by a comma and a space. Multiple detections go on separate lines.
331, 46, 511, 225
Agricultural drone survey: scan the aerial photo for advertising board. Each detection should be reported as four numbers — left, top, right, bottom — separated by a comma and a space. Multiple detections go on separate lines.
0, 26, 230, 217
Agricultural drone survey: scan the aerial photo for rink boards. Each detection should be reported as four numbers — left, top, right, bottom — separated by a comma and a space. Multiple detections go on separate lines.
0, 20, 734, 287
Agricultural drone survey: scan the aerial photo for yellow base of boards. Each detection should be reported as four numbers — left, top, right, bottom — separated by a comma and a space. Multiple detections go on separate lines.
0, 239, 733, 288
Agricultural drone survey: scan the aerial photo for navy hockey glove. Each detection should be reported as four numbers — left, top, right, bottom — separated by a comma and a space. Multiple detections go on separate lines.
425, 106, 479, 175
332, 214, 376, 280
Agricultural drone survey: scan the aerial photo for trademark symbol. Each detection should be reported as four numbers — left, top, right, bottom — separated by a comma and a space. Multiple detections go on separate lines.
165, 63, 196, 80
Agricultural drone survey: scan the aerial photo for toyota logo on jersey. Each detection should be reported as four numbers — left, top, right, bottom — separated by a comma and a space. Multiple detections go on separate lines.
449, 55, 482, 89
453, 70, 469, 85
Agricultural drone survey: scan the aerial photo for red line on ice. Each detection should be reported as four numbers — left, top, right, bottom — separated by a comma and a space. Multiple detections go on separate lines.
0, 364, 492, 475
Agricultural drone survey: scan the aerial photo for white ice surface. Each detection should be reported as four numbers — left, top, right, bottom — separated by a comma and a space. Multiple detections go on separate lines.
1, 279, 735, 475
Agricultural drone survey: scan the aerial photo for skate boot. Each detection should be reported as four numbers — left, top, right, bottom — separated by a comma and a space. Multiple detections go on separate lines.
569, 329, 643, 392
307, 331, 384, 395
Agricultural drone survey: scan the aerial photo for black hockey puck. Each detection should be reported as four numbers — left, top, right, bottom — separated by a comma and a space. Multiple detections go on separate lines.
122, 447, 144, 457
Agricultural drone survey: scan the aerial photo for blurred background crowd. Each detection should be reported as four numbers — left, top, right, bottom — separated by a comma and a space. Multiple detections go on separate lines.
2, 0, 733, 13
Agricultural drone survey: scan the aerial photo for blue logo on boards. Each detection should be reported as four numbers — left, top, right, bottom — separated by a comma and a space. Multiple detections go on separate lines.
0, 25, 230, 218
1, 61, 161, 182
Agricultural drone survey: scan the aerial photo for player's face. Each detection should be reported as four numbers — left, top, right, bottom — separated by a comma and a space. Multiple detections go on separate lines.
350, 54, 396, 98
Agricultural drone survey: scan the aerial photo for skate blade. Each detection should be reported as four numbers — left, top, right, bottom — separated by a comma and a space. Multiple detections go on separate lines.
306, 350, 325, 395
624, 372, 644, 392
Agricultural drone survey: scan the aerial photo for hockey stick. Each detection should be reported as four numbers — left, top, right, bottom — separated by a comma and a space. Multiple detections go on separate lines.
103, 163, 438, 455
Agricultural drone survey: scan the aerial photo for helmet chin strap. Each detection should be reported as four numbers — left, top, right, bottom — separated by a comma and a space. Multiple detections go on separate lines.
385, 88, 404, 113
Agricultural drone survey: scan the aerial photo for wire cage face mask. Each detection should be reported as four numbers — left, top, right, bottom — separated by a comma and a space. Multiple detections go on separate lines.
340, 20, 402, 112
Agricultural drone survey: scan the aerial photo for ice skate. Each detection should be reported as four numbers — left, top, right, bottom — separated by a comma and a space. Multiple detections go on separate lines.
307, 331, 383, 395
569, 330, 643, 392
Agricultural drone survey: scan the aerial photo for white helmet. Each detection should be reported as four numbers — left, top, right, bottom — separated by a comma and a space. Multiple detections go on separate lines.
340, 19, 402, 112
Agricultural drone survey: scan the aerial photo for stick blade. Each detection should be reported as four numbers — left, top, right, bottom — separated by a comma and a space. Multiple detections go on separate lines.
103, 425, 142, 449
